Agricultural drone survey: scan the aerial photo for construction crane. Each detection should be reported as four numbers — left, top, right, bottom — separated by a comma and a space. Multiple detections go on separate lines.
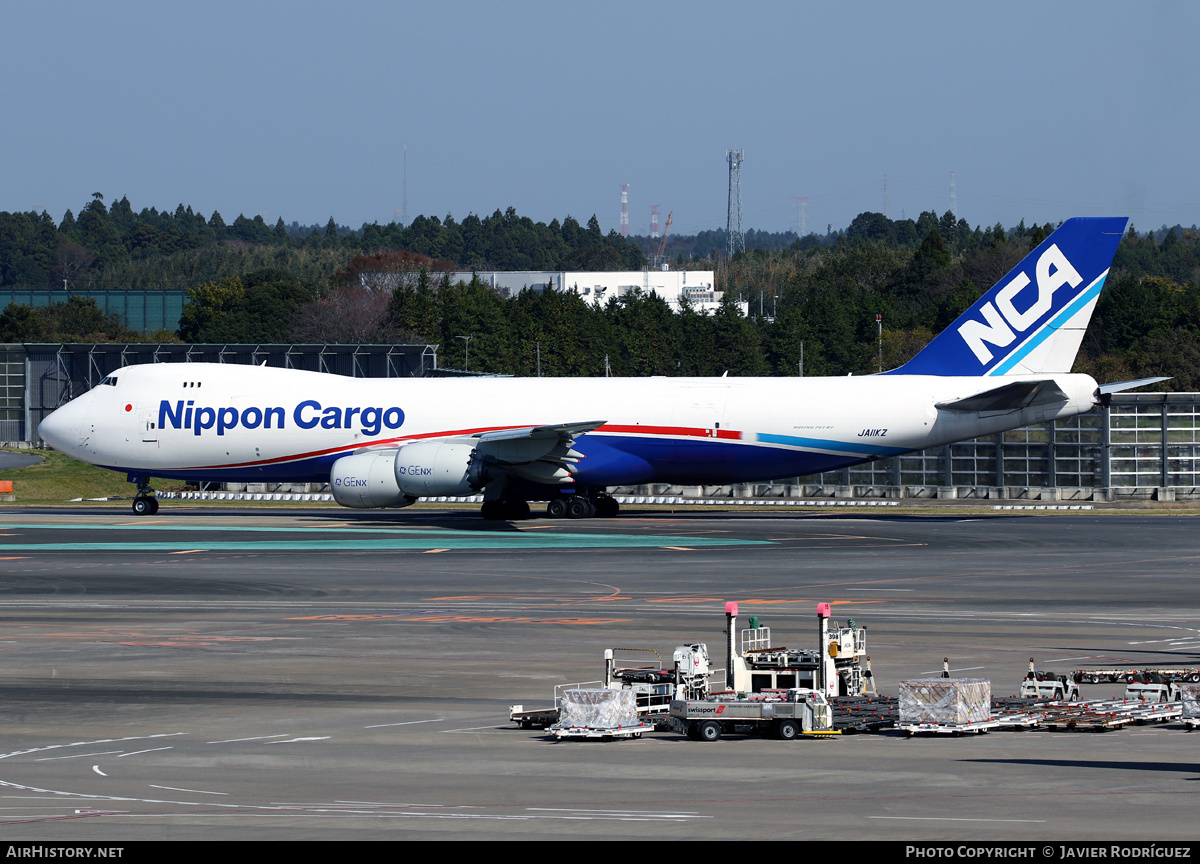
655, 211, 673, 268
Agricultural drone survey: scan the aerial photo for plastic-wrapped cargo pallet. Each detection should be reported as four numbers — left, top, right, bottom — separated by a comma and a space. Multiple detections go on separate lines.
555, 689, 638, 729
1181, 685, 1200, 719
899, 679, 991, 725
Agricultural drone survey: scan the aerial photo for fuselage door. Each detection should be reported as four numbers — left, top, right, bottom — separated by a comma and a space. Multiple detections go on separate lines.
138, 408, 158, 443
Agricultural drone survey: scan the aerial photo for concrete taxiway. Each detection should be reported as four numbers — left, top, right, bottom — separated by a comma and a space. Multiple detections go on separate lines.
0, 506, 1197, 840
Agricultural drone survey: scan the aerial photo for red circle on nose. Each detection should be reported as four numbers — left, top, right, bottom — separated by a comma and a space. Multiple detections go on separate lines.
125, 404, 132, 412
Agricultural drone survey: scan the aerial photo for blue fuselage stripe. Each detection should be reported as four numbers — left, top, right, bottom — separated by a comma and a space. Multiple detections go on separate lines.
114, 430, 904, 488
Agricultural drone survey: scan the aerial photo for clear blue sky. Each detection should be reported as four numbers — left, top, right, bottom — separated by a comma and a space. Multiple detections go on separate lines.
3, 1, 1197, 237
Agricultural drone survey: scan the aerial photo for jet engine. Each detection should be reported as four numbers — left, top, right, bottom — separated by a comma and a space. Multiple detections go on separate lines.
393, 441, 487, 497
329, 451, 416, 509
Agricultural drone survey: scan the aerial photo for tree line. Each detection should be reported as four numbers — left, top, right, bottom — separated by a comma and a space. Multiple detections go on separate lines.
2, 195, 1200, 388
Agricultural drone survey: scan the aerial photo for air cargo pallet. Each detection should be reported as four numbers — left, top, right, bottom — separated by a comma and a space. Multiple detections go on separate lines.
550, 722, 655, 741
898, 719, 1000, 736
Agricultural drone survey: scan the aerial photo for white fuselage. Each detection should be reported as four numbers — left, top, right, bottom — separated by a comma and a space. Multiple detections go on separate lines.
39, 362, 1100, 490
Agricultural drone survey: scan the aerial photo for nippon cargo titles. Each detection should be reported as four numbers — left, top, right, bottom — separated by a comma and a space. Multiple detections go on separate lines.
156, 399, 406, 437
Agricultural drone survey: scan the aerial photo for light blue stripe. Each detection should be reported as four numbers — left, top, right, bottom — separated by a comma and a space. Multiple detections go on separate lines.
756, 432, 907, 457
989, 273, 1106, 376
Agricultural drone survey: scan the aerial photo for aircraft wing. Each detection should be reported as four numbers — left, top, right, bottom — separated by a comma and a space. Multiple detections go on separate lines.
475, 420, 605, 444
473, 420, 605, 466
935, 379, 1069, 413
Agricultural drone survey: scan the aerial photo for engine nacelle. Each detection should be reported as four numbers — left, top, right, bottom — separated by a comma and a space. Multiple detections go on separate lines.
394, 441, 482, 497
330, 451, 417, 509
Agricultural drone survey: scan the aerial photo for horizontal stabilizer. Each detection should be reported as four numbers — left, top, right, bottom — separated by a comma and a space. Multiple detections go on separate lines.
935, 379, 1068, 413
1097, 377, 1172, 396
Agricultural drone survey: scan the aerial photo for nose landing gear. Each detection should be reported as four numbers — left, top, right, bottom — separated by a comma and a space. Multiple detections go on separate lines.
128, 474, 159, 516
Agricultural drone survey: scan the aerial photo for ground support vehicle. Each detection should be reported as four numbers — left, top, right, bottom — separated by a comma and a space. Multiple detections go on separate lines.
724, 602, 870, 698
1073, 667, 1200, 684
1124, 679, 1184, 704
1020, 659, 1081, 701
511, 644, 716, 730
668, 688, 836, 741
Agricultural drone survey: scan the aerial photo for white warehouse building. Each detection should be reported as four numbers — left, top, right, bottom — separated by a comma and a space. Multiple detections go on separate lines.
449, 270, 745, 315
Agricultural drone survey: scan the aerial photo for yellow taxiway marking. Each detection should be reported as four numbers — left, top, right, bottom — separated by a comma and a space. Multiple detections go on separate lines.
423, 548, 450, 554
169, 549, 207, 555
660, 546, 695, 551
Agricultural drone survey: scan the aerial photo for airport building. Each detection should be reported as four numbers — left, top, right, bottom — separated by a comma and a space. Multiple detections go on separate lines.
0, 289, 186, 334
451, 270, 746, 315
1, 341, 1193, 503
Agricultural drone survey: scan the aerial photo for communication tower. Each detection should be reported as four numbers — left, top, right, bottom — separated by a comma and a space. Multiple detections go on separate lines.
949, 170, 957, 218
650, 204, 661, 239
883, 174, 890, 220
726, 148, 744, 256
789, 196, 808, 238
619, 184, 629, 237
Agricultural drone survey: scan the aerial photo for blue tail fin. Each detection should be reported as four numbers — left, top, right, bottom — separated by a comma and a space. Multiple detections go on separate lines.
891, 217, 1126, 377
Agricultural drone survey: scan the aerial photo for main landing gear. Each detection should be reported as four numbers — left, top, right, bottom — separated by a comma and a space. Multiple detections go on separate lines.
545, 493, 619, 519
128, 474, 159, 516
480, 499, 531, 521
478, 493, 620, 520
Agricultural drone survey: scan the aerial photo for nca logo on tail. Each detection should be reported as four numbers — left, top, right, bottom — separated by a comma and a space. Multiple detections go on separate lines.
957, 244, 1082, 363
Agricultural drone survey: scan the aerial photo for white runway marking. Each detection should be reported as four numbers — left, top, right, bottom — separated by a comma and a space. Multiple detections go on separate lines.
207, 735, 290, 743
37, 750, 125, 761
149, 784, 228, 796
119, 747, 173, 758
92, 766, 106, 776
266, 737, 329, 744
364, 718, 445, 729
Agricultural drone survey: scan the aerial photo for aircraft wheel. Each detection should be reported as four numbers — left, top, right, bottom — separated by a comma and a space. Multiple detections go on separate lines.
132, 497, 153, 516
595, 496, 620, 518
504, 500, 530, 520
546, 498, 567, 518
480, 501, 505, 520
567, 497, 592, 519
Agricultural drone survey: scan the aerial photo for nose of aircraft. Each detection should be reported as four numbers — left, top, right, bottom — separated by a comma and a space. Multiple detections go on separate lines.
39, 398, 87, 452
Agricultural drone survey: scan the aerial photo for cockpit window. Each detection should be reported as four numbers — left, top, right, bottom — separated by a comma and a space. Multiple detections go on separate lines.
101, 376, 118, 386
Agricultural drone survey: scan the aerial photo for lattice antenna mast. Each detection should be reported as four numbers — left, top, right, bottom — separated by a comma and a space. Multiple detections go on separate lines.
726, 148, 744, 256
650, 204, 661, 239
883, 174, 890, 220
619, 184, 629, 238
949, 170, 957, 218
789, 196, 808, 238
402, 143, 408, 227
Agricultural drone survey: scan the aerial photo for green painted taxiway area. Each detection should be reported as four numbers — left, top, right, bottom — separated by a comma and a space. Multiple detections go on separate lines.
0, 521, 767, 552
